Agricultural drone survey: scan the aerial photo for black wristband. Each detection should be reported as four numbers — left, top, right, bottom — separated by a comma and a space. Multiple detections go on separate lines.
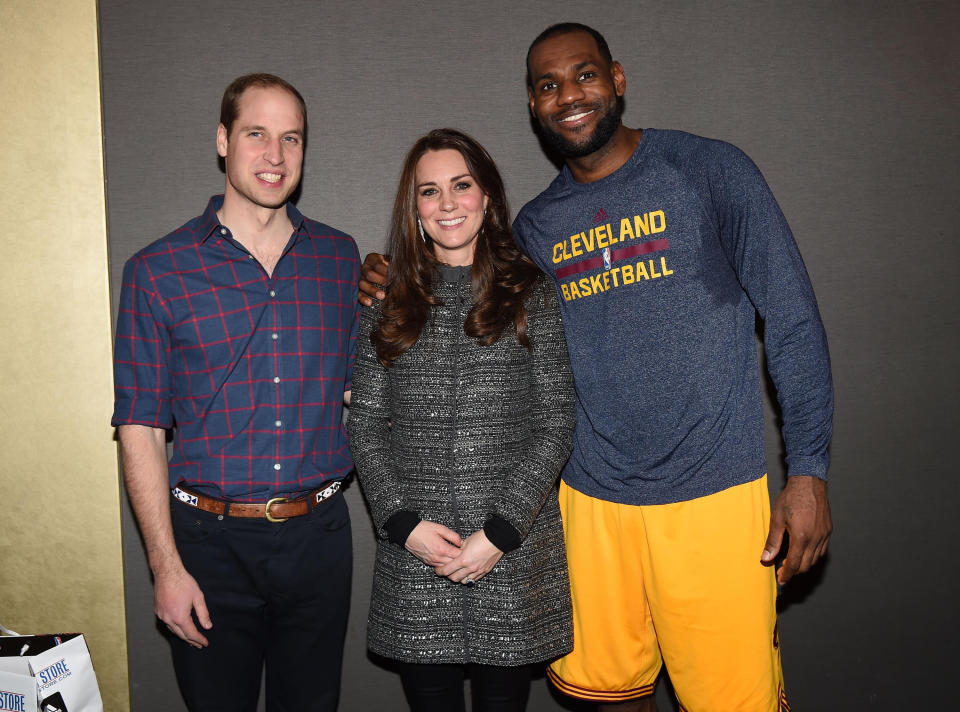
383, 510, 422, 546
483, 514, 522, 553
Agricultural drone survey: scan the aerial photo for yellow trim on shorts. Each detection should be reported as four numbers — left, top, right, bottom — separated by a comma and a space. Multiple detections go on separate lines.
546, 666, 655, 702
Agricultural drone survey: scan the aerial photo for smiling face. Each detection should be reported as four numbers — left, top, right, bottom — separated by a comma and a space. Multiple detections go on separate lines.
216, 85, 304, 211
415, 149, 489, 266
527, 30, 626, 158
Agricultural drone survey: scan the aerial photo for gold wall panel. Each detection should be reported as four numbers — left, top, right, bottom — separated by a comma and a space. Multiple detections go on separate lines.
0, 0, 129, 709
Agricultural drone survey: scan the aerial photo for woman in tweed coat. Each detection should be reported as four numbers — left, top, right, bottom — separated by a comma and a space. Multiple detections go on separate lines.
347, 129, 575, 711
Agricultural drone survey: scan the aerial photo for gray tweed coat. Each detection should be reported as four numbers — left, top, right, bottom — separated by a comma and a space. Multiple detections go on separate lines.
347, 266, 575, 665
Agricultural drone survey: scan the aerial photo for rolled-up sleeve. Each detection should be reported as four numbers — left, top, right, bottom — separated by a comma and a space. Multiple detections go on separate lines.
111, 255, 173, 428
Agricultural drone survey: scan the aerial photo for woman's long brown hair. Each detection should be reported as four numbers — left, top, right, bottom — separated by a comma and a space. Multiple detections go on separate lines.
373, 128, 541, 367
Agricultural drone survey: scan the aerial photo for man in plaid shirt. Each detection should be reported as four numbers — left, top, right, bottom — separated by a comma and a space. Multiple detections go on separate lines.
112, 74, 360, 711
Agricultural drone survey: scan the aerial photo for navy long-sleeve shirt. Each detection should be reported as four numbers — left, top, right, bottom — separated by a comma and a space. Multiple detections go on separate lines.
514, 129, 833, 505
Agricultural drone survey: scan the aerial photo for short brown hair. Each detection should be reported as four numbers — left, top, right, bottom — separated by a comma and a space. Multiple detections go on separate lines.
219, 73, 307, 141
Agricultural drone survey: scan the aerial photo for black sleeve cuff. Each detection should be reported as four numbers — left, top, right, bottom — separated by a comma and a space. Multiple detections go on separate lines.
483, 515, 523, 553
383, 510, 422, 546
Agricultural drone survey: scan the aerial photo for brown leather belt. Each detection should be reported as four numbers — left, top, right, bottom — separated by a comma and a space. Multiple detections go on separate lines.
171, 481, 342, 523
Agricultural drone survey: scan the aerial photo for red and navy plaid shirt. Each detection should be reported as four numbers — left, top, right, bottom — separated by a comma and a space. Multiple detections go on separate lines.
112, 196, 360, 501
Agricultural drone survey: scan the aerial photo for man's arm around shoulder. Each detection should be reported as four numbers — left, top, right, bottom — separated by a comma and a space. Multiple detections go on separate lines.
118, 424, 212, 648
358, 253, 389, 306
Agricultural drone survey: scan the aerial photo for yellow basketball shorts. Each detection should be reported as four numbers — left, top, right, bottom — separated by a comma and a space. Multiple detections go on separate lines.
548, 475, 788, 712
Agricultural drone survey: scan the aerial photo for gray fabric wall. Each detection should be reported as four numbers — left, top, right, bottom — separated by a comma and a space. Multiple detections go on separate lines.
99, 1, 959, 709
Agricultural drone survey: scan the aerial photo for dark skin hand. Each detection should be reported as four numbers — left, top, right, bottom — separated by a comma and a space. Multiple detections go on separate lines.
359, 253, 390, 306
761, 475, 833, 584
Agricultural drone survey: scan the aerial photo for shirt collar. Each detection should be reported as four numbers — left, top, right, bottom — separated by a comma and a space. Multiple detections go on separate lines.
197, 195, 307, 243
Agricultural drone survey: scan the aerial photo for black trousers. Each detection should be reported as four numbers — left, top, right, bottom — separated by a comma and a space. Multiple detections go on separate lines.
397, 661, 532, 712
169, 491, 352, 712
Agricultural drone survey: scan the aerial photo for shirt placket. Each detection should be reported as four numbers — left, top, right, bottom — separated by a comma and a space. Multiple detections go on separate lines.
268, 272, 284, 490
268, 232, 304, 493
228, 224, 297, 497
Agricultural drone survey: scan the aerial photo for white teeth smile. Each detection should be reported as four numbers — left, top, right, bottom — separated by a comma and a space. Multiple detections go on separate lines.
560, 110, 594, 123
437, 217, 466, 227
257, 172, 283, 183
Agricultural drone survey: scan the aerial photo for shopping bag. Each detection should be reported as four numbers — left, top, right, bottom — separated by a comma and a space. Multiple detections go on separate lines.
0, 625, 103, 712
0, 662, 37, 712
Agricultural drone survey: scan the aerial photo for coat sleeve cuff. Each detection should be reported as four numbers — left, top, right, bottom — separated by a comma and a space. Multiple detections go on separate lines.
483, 515, 523, 553
383, 510, 421, 546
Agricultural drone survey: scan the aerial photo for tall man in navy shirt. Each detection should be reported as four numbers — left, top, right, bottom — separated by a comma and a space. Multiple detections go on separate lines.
360, 24, 833, 712
113, 74, 360, 711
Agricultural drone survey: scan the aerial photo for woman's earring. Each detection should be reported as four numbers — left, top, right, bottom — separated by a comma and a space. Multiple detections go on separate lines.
417, 217, 426, 243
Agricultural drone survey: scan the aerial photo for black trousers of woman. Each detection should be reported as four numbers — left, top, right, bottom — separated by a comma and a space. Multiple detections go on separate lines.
397, 662, 532, 712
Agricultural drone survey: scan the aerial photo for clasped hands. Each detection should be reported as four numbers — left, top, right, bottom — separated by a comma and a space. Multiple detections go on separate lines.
405, 520, 503, 585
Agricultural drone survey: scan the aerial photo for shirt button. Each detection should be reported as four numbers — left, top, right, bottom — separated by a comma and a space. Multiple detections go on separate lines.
273, 376, 280, 383
248, 255, 254, 259
219, 227, 227, 235
275, 420, 282, 427
271, 333, 278, 340
270, 290, 276, 297
274, 463, 281, 471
